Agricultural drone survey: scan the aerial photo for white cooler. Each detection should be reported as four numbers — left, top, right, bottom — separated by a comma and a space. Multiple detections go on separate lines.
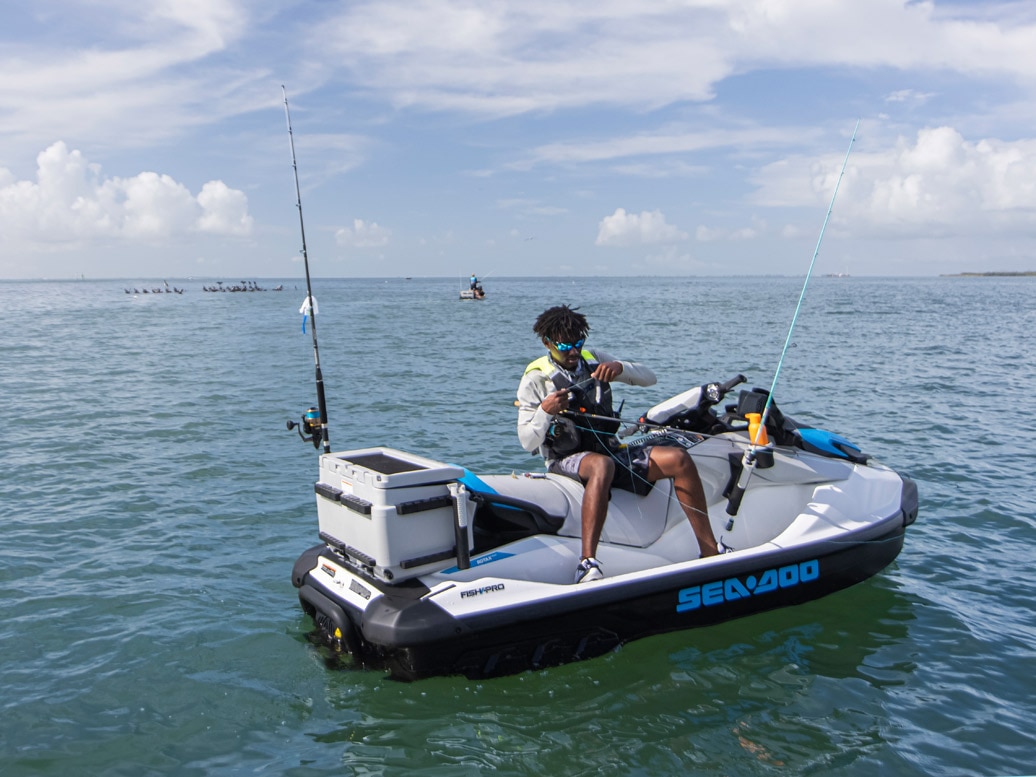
314, 447, 470, 582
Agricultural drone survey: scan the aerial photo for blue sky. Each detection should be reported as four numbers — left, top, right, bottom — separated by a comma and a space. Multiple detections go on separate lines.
3, 0, 1036, 279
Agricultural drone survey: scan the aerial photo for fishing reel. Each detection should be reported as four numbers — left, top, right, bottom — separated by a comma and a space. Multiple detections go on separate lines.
287, 406, 323, 448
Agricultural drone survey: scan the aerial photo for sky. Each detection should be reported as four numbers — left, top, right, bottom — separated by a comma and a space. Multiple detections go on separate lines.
3, 0, 1036, 279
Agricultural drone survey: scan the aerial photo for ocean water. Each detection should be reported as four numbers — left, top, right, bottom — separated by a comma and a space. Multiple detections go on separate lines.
1, 275, 1034, 776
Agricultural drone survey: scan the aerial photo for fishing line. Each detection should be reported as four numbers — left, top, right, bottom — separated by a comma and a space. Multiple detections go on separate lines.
557, 410, 715, 524
756, 119, 860, 443
725, 119, 860, 521
283, 86, 331, 455
529, 137, 863, 543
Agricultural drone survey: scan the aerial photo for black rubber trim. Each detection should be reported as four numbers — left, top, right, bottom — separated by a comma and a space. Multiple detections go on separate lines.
298, 584, 350, 636
396, 495, 454, 515
400, 547, 457, 569
469, 491, 565, 534
338, 493, 373, 515
314, 482, 373, 514
900, 477, 919, 526
314, 482, 342, 501
319, 532, 377, 567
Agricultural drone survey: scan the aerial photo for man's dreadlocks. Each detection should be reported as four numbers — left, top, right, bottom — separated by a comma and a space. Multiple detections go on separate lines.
533, 305, 590, 343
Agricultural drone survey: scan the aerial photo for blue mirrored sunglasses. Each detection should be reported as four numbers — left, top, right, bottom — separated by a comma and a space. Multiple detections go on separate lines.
552, 337, 585, 352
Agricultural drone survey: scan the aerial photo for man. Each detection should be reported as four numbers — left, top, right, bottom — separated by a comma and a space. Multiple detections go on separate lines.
516, 304, 720, 583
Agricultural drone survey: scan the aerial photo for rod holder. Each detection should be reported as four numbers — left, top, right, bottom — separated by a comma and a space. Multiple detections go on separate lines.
449, 482, 471, 570
725, 450, 757, 524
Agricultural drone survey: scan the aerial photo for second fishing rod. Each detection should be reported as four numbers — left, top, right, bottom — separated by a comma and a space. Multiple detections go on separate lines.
283, 86, 331, 455
725, 119, 860, 523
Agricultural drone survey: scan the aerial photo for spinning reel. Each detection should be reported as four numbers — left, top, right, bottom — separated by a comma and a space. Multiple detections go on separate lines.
287, 406, 323, 448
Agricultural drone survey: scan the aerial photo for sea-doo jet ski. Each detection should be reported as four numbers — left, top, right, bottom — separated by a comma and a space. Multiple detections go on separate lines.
291, 375, 918, 681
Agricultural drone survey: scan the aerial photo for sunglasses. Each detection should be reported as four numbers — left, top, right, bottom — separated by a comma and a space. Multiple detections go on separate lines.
551, 337, 585, 353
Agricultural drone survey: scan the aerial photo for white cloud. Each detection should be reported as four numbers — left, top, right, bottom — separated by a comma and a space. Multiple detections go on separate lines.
632, 244, 718, 274
335, 218, 392, 248
696, 225, 724, 242
196, 180, 253, 236
496, 198, 569, 218
117, 172, 199, 238
885, 89, 936, 106
749, 127, 1036, 237
5, 2, 1036, 278
515, 126, 810, 170
320, 0, 1036, 117
0, 1, 254, 152
0, 141, 253, 242
695, 215, 766, 242
849, 127, 1036, 235
596, 208, 688, 246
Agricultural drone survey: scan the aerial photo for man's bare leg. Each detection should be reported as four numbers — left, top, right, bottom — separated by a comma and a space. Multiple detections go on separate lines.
578, 452, 615, 560
647, 447, 719, 557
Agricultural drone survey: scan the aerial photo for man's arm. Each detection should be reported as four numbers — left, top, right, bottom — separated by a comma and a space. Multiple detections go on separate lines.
588, 348, 656, 387
516, 371, 555, 453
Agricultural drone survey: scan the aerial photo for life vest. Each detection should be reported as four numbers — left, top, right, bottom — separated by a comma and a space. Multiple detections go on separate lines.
525, 352, 621, 457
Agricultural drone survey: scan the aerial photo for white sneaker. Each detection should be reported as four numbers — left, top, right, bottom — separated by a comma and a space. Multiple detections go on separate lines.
574, 557, 604, 583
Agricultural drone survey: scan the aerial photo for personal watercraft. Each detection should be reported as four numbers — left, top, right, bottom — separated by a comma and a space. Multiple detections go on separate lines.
291, 375, 917, 681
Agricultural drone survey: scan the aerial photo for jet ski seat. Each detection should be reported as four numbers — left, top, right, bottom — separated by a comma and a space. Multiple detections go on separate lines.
463, 474, 569, 552
593, 477, 675, 547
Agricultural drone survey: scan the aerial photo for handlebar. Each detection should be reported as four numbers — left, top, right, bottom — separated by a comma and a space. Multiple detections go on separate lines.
718, 374, 747, 395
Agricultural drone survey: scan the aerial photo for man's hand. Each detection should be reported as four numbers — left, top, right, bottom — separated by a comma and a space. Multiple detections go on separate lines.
592, 361, 623, 382
539, 388, 571, 415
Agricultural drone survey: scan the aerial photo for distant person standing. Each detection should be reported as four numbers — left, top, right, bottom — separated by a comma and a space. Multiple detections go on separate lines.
470, 273, 479, 290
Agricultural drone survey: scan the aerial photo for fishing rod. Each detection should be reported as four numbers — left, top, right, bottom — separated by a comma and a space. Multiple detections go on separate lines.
282, 86, 331, 455
725, 119, 860, 522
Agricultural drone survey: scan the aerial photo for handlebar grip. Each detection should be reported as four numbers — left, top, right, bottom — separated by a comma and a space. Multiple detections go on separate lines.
719, 374, 747, 394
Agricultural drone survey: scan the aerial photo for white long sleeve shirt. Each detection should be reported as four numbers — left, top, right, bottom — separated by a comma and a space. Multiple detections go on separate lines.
516, 347, 656, 461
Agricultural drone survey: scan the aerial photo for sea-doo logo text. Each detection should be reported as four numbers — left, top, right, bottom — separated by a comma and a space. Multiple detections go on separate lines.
676, 559, 819, 612
461, 583, 506, 599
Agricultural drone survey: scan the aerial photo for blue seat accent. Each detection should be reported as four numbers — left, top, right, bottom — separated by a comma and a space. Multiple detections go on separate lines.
797, 428, 861, 459
457, 468, 498, 494
452, 469, 564, 534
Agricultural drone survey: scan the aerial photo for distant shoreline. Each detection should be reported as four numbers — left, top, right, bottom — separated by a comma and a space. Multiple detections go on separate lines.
941, 271, 1036, 277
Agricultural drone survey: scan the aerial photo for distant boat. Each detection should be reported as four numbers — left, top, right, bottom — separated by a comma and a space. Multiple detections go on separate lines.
202, 280, 268, 292
460, 280, 486, 300
461, 272, 486, 299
